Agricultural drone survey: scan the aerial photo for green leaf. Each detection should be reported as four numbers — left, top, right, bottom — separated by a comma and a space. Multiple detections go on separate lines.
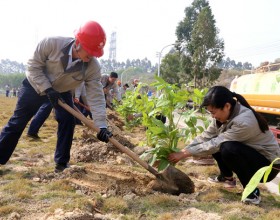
197, 126, 204, 133
148, 126, 164, 135
263, 164, 273, 183
190, 116, 197, 125
241, 166, 270, 201
156, 99, 170, 108
193, 88, 203, 97
158, 160, 169, 171
186, 120, 194, 127
264, 158, 280, 183
139, 151, 151, 160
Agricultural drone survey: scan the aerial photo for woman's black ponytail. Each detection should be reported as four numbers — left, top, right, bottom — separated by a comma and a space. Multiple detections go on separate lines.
232, 92, 269, 133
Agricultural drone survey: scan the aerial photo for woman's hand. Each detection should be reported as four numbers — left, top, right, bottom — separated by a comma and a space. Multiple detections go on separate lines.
168, 150, 191, 164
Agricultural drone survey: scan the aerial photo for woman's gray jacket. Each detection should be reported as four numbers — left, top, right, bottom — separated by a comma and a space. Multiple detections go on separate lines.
186, 103, 280, 163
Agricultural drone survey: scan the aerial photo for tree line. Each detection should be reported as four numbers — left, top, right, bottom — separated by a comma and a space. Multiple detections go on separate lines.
0, 55, 253, 90
0, 59, 25, 74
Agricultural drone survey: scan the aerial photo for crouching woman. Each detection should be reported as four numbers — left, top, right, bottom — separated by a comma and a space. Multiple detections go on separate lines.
168, 86, 280, 204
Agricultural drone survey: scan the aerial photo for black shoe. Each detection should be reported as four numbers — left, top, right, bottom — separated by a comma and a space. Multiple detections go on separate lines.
208, 174, 236, 188
55, 163, 69, 173
27, 133, 40, 139
242, 188, 261, 205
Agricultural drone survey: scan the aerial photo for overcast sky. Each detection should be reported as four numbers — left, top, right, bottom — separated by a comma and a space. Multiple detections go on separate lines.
0, 0, 279, 67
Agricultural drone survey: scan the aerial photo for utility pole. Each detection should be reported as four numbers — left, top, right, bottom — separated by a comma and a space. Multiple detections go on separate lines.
156, 44, 174, 97
157, 44, 174, 78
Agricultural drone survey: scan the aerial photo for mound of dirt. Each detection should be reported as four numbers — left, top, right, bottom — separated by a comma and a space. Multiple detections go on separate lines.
71, 138, 120, 163
106, 109, 125, 131
71, 132, 137, 163
54, 163, 155, 197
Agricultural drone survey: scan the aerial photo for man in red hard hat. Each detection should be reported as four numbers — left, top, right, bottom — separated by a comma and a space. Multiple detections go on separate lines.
0, 21, 112, 173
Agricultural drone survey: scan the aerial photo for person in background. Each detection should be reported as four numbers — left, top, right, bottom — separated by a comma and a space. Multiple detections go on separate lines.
101, 72, 121, 108
16, 88, 20, 97
12, 88, 17, 97
168, 86, 280, 205
120, 83, 129, 99
117, 80, 121, 88
147, 90, 152, 99
116, 80, 122, 101
0, 21, 112, 173
5, 84, 10, 97
132, 79, 139, 91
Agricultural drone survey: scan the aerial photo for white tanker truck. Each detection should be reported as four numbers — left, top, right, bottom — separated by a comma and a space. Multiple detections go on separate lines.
230, 70, 280, 144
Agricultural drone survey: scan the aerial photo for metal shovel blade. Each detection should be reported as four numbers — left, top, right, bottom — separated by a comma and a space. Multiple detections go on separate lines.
151, 165, 195, 195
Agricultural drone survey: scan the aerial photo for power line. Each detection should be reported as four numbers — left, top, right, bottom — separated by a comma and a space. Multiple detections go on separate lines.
230, 40, 280, 53
225, 40, 280, 62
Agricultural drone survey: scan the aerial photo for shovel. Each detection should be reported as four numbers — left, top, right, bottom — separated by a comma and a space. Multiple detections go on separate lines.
58, 100, 194, 195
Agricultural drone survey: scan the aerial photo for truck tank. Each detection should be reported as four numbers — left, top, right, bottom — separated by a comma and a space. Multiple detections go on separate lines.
230, 70, 280, 143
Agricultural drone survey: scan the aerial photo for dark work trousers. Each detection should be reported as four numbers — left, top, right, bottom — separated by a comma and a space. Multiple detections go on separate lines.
0, 78, 75, 165
212, 141, 280, 188
27, 100, 53, 135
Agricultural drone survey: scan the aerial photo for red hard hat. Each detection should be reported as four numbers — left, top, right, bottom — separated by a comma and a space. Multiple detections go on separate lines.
74, 21, 106, 57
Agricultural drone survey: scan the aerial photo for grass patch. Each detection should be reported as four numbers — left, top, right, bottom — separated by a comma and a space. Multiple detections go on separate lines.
221, 202, 264, 220
127, 194, 180, 217
197, 189, 224, 202
156, 212, 174, 220
48, 197, 92, 213
0, 178, 33, 200
262, 209, 280, 220
102, 197, 129, 213
262, 193, 280, 208
25, 143, 54, 156
192, 201, 222, 214
0, 205, 22, 217
38, 191, 74, 200
46, 179, 75, 192
37, 180, 82, 201
2, 169, 39, 180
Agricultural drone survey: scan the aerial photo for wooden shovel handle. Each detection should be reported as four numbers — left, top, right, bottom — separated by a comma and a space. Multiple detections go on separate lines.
58, 100, 160, 177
